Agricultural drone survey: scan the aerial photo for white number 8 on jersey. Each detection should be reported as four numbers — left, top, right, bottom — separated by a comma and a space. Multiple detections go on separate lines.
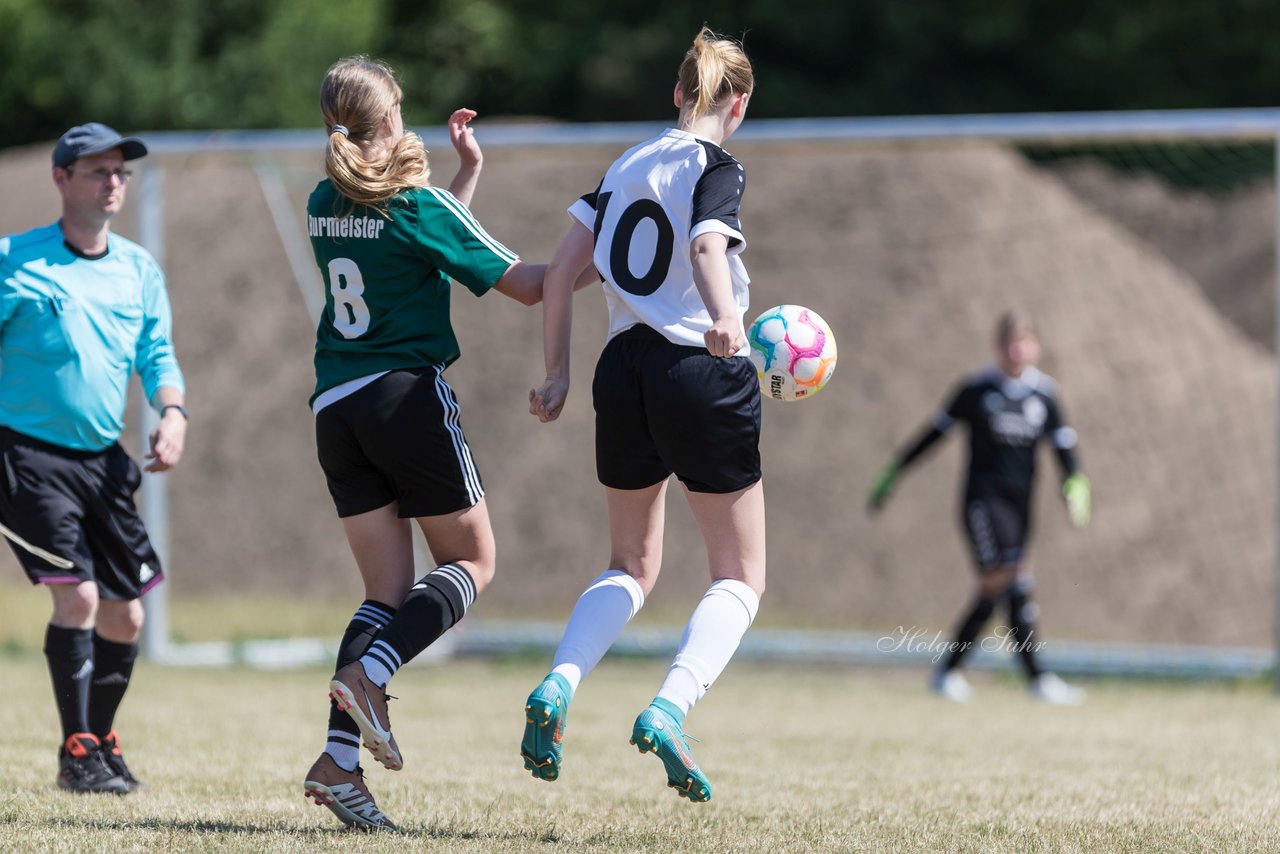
327, 257, 371, 338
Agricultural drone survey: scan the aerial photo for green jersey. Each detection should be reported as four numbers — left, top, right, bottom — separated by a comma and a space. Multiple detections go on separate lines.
307, 181, 518, 403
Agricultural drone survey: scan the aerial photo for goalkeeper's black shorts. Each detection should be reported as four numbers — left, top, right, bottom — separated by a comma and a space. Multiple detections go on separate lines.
961, 494, 1031, 571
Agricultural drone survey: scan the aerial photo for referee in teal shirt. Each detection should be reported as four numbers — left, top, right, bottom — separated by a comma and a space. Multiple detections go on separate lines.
0, 123, 187, 795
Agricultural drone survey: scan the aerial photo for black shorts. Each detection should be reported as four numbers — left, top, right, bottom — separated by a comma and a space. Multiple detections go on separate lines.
315, 366, 484, 518
593, 325, 762, 494
962, 494, 1031, 571
0, 427, 162, 600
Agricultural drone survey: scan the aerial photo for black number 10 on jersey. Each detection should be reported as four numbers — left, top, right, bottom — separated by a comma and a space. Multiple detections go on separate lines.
593, 192, 675, 297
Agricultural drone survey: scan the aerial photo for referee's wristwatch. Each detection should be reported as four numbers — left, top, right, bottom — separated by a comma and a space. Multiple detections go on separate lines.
161, 404, 189, 421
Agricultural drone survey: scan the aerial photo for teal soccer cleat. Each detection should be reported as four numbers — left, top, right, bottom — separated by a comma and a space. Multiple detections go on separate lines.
629, 698, 712, 803
521, 672, 572, 781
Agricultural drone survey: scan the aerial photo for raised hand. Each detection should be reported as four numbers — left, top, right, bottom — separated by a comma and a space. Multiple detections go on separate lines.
448, 108, 482, 171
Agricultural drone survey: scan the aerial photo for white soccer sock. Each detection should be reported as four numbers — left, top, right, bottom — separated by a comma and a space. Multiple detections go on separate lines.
358, 640, 399, 688
324, 730, 361, 772
549, 569, 645, 693
657, 579, 760, 716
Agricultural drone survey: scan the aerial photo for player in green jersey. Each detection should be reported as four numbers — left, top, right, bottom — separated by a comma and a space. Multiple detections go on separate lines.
299, 57, 581, 831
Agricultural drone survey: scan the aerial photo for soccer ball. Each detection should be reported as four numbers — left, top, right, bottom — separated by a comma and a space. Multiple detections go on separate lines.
746, 305, 838, 401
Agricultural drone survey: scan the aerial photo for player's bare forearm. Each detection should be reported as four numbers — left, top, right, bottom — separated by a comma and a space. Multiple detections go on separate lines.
531, 275, 574, 422
690, 232, 742, 357
448, 165, 481, 207
573, 264, 601, 291
447, 108, 483, 205
543, 223, 595, 381
493, 262, 547, 307
531, 222, 594, 422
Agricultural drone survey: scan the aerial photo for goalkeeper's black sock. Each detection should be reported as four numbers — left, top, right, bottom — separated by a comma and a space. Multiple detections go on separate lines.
1007, 580, 1044, 680
326, 600, 397, 772
942, 595, 997, 672
88, 633, 137, 739
359, 564, 476, 687
44, 625, 93, 739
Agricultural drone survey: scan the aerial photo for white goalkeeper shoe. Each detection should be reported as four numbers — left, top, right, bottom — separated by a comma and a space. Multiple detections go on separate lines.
930, 668, 973, 703
1030, 672, 1086, 706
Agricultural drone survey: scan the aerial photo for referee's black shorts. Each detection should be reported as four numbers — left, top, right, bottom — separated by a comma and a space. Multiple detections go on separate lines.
315, 366, 484, 518
0, 427, 163, 600
962, 493, 1032, 572
592, 325, 762, 494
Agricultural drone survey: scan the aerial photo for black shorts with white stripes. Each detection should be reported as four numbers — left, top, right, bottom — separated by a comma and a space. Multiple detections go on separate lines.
314, 367, 484, 518
961, 493, 1031, 571
0, 427, 162, 599
593, 325, 762, 494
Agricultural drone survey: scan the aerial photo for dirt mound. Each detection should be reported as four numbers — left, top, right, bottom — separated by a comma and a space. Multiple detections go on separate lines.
1046, 161, 1275, 353
0, 137, 1272, 645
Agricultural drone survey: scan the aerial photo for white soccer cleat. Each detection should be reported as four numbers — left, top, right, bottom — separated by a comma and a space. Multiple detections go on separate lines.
930, 668, 973, 703
1030, 672, 1086, 706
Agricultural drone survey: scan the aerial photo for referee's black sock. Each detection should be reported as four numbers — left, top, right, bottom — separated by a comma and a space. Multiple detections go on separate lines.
360, 564, 476, 687
88, 633, 137, 739
942, 595, 997, 672
44, 625, 93, 741
1007, 581, 1044, 680
325, 600, 397, 771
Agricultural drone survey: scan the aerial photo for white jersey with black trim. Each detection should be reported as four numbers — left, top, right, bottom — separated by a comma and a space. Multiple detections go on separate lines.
568, 128, 750, 351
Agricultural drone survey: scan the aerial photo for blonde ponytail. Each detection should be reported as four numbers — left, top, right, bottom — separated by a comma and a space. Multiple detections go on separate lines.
320, 57, 431, 211
677, 27, 754, 122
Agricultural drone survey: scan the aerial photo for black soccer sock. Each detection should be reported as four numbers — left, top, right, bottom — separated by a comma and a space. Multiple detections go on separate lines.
941, 595, 998, 672
1007, 580, 1044, 680
361, 564, 476, 686
88, 633, 137, 738
328, 600, 398, 742
44, 625, 94, 740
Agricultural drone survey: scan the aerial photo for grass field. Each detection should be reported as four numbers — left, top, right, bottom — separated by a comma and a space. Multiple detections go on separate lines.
1, 653, 1278, 853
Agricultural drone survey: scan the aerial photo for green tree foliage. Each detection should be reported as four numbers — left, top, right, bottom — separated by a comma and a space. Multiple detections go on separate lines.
0, 0, 383, 148
3, 0, 1280, 149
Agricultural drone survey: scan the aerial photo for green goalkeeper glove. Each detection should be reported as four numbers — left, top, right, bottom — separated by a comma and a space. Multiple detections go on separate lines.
1063, 473, 1091, 528
868, 464, 900, 513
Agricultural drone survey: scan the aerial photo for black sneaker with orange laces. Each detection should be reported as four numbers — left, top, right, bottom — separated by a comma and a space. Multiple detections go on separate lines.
57, 733, 129, 795
101, 731, 145, 792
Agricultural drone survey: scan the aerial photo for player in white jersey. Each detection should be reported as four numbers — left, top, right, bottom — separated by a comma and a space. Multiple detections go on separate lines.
520, 28, 761, 803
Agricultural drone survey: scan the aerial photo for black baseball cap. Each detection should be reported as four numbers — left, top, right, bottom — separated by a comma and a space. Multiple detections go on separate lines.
52, 123, 147, 169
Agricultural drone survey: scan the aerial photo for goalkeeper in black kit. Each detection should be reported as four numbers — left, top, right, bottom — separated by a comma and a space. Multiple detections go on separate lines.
868, 311, 1091, 704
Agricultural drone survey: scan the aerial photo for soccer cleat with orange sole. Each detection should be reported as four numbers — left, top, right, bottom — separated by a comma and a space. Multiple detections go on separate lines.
629, 698, 712, 803
520, 672, 571, 781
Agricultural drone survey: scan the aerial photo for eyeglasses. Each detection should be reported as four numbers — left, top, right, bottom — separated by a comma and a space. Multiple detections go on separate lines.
65, 166, 133, 184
